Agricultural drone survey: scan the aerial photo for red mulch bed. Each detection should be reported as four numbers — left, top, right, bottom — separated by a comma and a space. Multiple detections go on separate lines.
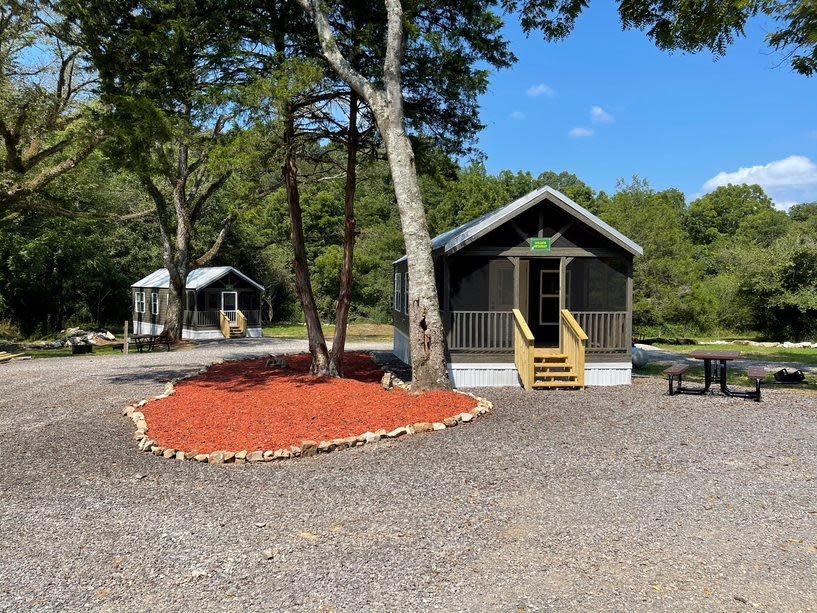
142, 352, 476, 454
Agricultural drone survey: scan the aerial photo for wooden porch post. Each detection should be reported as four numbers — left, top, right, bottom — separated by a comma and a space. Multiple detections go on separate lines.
626, 258, 634, 345
512, 257, 519, 308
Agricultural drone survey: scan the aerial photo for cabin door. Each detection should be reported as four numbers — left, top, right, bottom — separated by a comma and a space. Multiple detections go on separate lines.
221, 291, 238, 322
528, 259, 560, 345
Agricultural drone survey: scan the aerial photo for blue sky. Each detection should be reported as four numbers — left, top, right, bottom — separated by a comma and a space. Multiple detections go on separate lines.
475, 1, 817, 209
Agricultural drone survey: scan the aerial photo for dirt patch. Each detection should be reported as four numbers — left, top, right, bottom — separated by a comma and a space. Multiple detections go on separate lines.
141, 352, 476, 453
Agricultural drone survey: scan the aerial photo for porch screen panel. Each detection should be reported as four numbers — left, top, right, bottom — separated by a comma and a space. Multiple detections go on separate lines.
566, 257, 628, 351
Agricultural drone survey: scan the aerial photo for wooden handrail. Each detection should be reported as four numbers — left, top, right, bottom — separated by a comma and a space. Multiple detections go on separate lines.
559, 309, 588, 388
560, 309, 588, 341
513, 309, 535, 391
513, 309, 535, 342
236, 309, 247, 334
218, 310, 231, 339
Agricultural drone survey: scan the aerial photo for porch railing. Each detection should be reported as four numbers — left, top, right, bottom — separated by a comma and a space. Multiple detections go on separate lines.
443, 310, 513, 351
571, 311, 628, 352
183, 310, 220, 328
560, 309, 588, 388
513, 309, 535, 390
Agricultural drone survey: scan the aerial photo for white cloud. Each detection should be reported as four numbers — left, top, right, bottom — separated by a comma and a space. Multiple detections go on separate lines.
590, 105, 614, 124
568, 127, 594, 138
702, 155, 817, 209
526, 83, 555, 98
509, 110, 525, 120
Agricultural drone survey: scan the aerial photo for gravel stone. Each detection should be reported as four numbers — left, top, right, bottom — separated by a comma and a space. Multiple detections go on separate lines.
1, 338, 815, 611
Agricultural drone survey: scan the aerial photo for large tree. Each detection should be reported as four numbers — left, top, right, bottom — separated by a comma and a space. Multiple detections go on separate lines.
64, 0, 252, 339
295, 0, 511, 390
0, 1, 106, 217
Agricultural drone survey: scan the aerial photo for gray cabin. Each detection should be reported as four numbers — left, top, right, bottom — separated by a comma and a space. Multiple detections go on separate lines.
392, 186, 643, 389
131, 266, 264, 340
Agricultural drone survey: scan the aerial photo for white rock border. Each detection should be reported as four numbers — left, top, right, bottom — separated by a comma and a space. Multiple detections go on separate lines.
122, 354, 492, 465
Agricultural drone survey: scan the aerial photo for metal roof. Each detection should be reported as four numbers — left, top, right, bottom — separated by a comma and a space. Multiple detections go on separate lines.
131, 266, 264, 291
394, 186, 643, 263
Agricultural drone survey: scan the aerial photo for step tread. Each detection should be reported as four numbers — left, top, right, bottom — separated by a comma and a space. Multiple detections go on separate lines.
534, 371, 578, 379
532, 381, 584, 388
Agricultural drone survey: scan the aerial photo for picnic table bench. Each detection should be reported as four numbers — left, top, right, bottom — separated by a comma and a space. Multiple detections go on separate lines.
132, 331, 172, 353
664, 350, 764, 401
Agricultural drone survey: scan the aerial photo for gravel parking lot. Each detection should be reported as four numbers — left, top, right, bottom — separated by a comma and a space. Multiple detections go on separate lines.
1, 339, 816, 611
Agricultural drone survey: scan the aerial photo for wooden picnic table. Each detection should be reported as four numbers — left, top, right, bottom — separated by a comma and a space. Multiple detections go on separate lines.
131, 333, 172, 353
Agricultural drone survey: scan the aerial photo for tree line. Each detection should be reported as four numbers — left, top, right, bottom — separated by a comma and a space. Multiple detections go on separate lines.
0, 0, 814, 388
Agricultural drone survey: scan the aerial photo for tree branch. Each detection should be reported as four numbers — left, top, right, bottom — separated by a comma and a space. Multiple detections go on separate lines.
192, 216, 233, 267
295, 0, 384, 109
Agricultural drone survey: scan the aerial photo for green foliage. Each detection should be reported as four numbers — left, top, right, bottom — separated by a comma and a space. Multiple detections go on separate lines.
686, 184, 776, 245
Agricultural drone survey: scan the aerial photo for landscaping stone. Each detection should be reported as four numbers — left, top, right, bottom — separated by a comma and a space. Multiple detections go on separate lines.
386, 427, 408, 438
413, 422, 433, 433
162, 449, 176, 459
175, 451, 185, 461
363, 432, 381, 443
193, 454, 209, 462
460, 413, 474, 423
432, 422, 446, 431
381, 371, 394, 390
300, 440, 318, 457
208, 452, 226, 464
247, 451, 264, 463
263, 450, 275, 460
235, 450, 248, 461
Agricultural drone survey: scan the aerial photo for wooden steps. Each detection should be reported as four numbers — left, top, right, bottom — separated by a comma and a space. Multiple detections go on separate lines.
227, 326, 244, 339
0, 351, 27, 363
531, 349, 581, 389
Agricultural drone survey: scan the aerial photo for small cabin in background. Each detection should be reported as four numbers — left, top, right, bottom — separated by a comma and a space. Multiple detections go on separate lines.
392, 186, 642, 389
131, 266, 264, 340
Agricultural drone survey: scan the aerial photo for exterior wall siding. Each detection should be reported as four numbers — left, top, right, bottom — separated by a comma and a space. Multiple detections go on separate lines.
393, 327, 411, 364
584, 362, 632, 386
448, 363, 520, 387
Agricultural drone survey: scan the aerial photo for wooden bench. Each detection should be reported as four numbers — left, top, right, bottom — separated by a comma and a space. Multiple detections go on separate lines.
663, 363, 690, 396
747, 366, 765, 402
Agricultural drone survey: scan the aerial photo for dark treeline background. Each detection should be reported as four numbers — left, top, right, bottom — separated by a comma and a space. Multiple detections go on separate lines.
2, 149, 817, 341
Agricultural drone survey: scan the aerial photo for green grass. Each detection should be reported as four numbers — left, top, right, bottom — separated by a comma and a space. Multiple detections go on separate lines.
14, 344, 125, 360
654, 343, 817, 366
263, 322, 393, 342
635, 362, 817, 393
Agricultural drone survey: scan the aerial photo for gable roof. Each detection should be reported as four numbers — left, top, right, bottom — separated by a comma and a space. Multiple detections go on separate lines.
394, 186, 643, 263
131, 266, 264, 291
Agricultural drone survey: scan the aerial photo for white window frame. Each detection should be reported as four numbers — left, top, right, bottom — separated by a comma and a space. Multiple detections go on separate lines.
135, 291, 146, 314
402, 272, 409, 315
151, 292, 159, 316
394, 273, 401, 311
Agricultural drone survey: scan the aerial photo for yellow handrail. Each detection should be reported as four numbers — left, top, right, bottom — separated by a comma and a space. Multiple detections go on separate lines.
236, 309, 247, 334
559, 309, 587, 388
513, 308, 535, 390
218, 310, 231, 339
561, 309, 588, 341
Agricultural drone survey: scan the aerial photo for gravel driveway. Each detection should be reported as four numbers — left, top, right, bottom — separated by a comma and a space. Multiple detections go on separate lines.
1, 339, 816, 611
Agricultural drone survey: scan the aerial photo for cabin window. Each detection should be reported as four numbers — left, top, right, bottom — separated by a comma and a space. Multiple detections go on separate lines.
151, 293, 159, 315
402, 273, 409, 314
394, 273, 401, 311
566, 257, 627, 311
135, 291, 145, 313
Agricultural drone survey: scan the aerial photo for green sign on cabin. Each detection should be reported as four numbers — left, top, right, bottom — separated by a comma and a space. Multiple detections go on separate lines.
529, 237, 552, 252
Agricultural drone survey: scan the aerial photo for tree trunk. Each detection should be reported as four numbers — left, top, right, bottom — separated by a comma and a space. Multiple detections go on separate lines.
329, 90, 359, 376
163, 260, 186, 342
282, 108, 335, 376
380, 123, 450, 391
